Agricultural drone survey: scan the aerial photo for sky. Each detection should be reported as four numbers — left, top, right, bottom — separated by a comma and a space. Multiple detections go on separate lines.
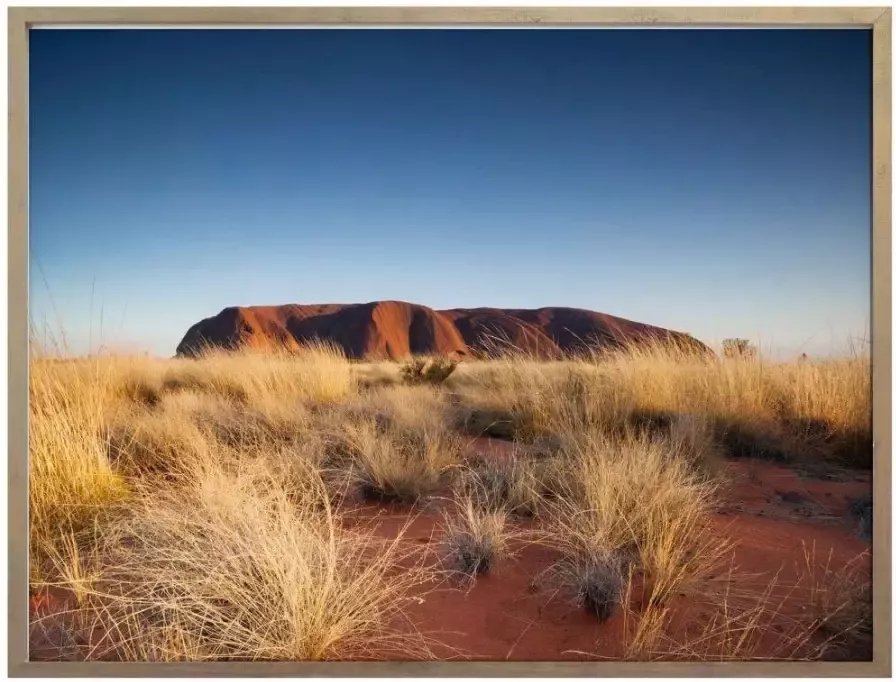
29, 28, 872, 358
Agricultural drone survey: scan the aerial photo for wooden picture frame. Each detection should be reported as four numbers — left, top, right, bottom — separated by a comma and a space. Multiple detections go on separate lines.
8, 7, 891, 677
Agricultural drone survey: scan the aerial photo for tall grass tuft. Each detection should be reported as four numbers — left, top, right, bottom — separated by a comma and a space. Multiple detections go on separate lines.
440, 494, 515, 580
337, 418, 462, 504
459, 456, 543, 518
540, 430, 722, 620
29, 357, 129, 581
84, 456, 438, 661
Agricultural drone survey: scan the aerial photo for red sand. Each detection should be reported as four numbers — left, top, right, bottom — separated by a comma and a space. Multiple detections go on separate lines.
30, 455, 871, 662
337, 458, 870, 662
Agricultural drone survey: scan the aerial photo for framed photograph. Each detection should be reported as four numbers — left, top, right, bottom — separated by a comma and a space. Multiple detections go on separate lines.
8, 6, 891, 677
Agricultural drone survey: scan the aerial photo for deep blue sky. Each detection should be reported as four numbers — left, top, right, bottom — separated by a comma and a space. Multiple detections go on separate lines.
30, 28, 871, 357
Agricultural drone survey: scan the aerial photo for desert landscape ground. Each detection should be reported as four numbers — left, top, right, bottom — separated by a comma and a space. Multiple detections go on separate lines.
28, 303, 872, 662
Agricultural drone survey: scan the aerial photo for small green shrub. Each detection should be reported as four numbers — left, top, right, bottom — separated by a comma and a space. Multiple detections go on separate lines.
399, 357, 458, 386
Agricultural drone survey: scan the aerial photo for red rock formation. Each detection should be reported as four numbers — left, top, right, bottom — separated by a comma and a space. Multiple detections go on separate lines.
176, 300, 710, 359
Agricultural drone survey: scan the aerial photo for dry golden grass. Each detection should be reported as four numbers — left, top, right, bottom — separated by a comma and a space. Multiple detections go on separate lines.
799, 543, 873, 659
353, 361, 402, 390
450, 358, 633, 443
29, 339, 871, 661
450, 341, 871, 468
605, 343, 871, 467
667, 413, 725, 478
363, 383, 456, 438
336, 417, 463, 503
75, 455, 439, 661
29, 358, 130, 582
107, 404, 209, 477
544, 430, 718, 559
459, 455, 544, 518
537, 429, 726, 624
616, 542, 873, 662
439, 494, 517, 580
311, 383, 466, 503
42, 529, 103, 608
165, 342, 356, 405
619, 566, 804, 662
